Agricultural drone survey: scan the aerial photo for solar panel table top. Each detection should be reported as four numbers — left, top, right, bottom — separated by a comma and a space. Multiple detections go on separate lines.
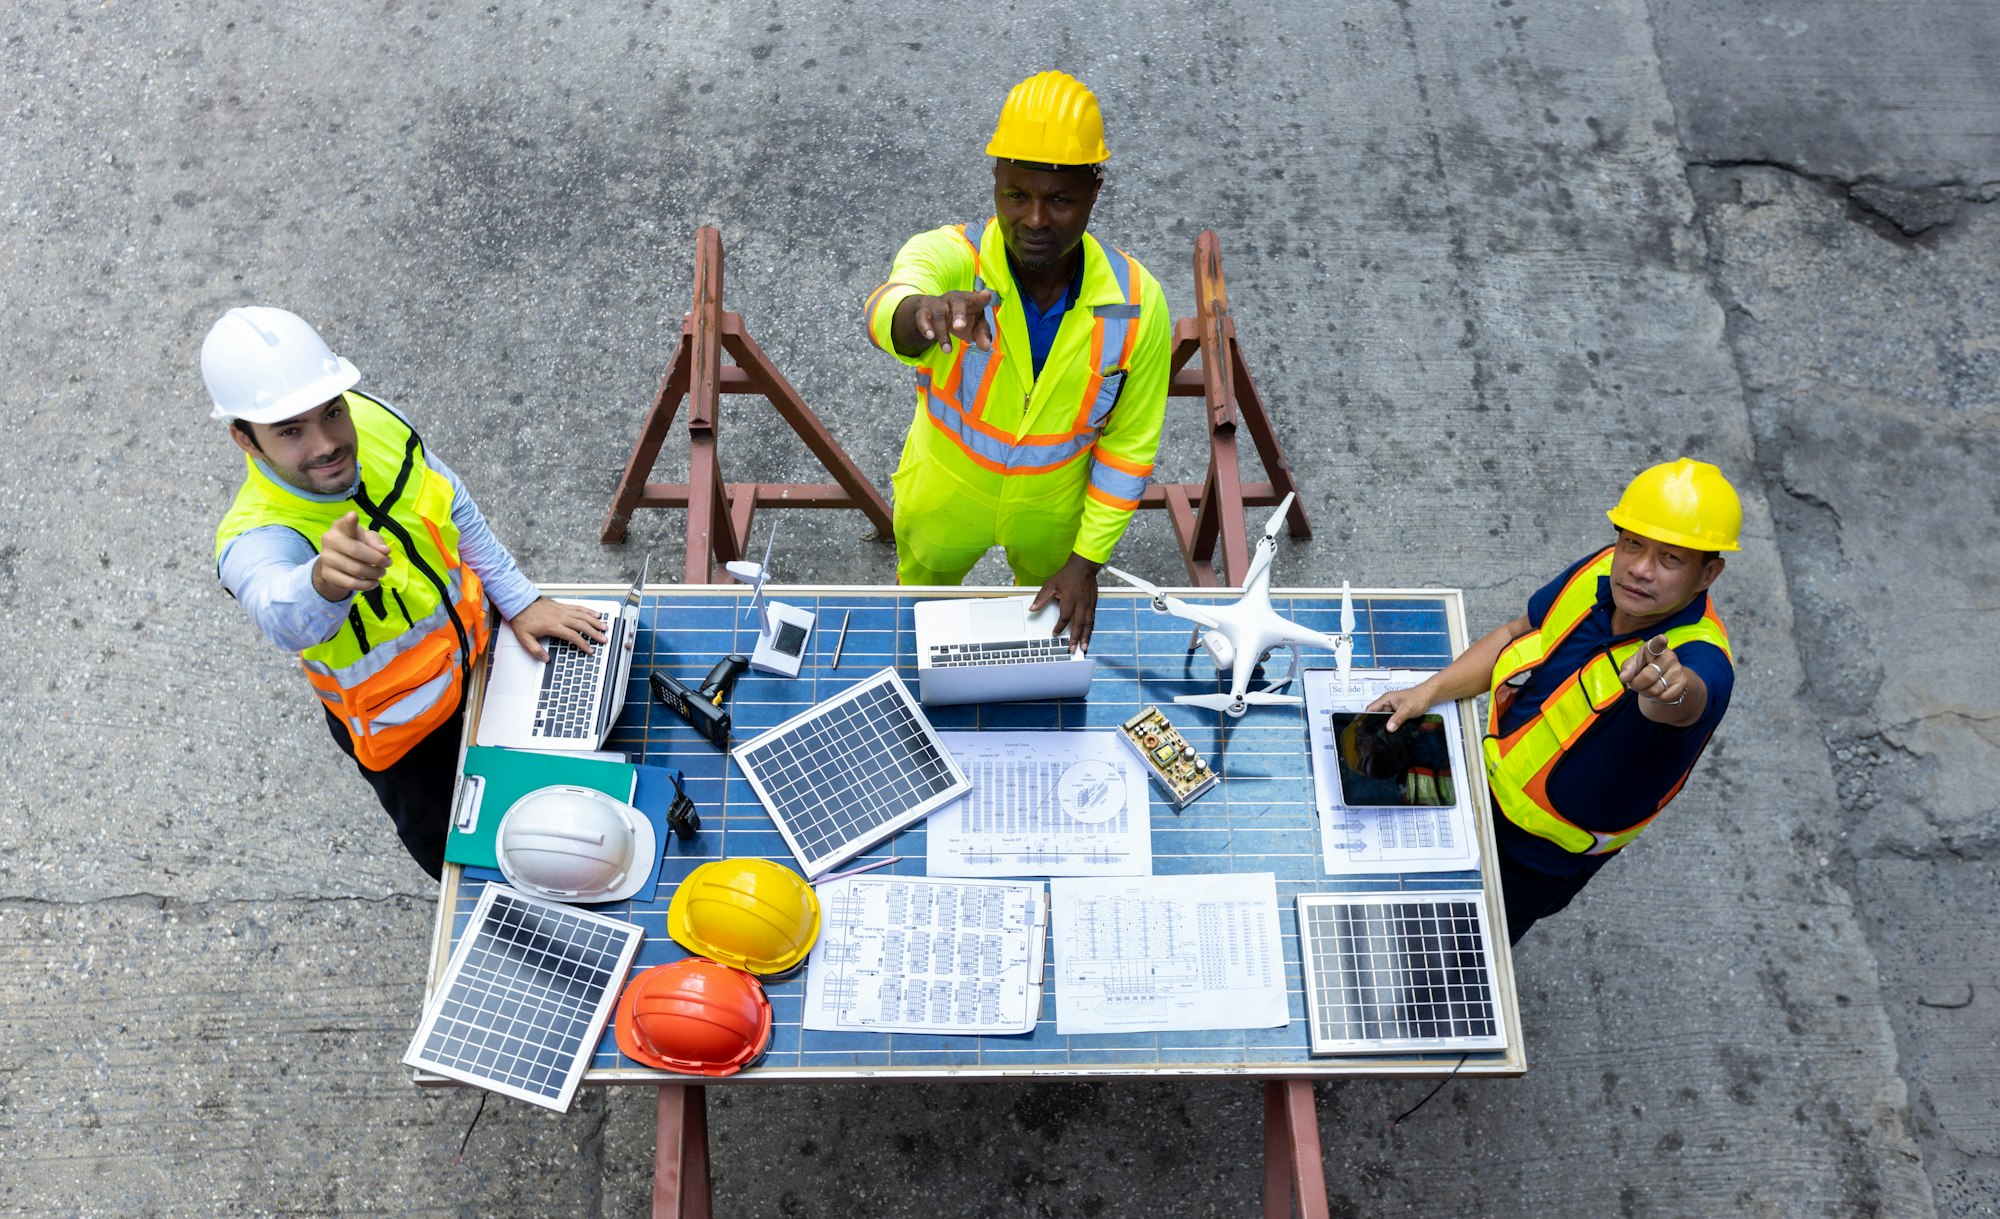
422, 585, 1524, 1085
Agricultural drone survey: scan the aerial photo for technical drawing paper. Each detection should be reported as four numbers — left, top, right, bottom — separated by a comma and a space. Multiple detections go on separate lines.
926, 732, 1153, 877
803, 876, 1047, 1035
1303, 668, 1481, 875
1050, 872, 1288, 1034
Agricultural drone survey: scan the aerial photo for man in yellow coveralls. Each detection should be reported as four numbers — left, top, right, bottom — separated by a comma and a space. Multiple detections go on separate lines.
864, 70, 1171, 653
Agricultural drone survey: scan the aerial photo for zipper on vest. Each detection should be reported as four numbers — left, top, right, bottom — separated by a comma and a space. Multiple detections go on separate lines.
347, 605, 373, 654
352, 437, 472, 685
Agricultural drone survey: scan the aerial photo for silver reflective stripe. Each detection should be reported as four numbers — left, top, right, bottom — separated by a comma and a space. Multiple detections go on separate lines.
918, 376, 1095, 470
299, 566, 467, 685
953, 272, 1000, 409
1088, 457, 1148, 502
367, 670, 455, 727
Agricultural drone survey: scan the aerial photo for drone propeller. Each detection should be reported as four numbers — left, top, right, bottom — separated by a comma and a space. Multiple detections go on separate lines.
1339, 579, 1355, 637
1176, 690, 1304, 718
1103, 565, 1220, 629
1103, 564, 1168, 606
1261, 491, 1297, 545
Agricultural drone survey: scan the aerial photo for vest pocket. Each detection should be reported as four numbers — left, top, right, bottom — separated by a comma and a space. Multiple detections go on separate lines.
1087, 371, 1126, 429
350, 630, 457, 722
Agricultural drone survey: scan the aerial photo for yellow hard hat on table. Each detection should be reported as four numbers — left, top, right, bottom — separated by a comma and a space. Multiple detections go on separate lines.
987, 70, 1110, 166
667, 857, 821, 975
1606, 458, 1742, 552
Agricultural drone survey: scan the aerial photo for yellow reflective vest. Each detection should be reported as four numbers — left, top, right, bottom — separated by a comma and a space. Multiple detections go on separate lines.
866, 219, 1171, 565
1483, 547, 1732, 855
214, 392, 490, 770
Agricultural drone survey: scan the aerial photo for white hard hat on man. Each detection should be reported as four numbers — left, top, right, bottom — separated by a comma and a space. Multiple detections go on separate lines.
201, 305, 360, 424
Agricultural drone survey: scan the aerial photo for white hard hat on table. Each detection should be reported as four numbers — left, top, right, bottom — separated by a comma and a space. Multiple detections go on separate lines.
496, 785, 657, 905
201, 306, 361, 424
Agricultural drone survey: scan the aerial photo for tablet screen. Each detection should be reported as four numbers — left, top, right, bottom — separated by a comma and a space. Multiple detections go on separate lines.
1327, 712, 1457, 808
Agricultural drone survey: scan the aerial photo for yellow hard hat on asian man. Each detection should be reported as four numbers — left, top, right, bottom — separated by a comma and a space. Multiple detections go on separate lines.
987, 70, 1110, 167
1606, 458, 1742, 552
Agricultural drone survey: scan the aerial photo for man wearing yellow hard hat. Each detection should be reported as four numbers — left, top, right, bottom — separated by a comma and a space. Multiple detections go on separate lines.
1369, 459, 1742, 942
864, 71, 1171, 652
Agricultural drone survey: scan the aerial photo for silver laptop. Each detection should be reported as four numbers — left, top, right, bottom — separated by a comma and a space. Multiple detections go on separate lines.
912, 594, 1095, 706
475, 558, 648, 750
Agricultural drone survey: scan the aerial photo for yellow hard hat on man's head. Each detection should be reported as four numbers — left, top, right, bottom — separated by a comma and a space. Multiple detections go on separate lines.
987, 70, 1110, 167
1606, 458, 1742, 552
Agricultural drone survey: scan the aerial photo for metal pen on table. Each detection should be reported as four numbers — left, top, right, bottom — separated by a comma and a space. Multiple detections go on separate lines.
830, 610, 851, 667
813, 855, 901, 885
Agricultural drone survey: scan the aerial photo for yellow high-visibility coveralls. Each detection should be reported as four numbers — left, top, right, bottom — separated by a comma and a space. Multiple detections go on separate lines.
865, 218, 1171, 586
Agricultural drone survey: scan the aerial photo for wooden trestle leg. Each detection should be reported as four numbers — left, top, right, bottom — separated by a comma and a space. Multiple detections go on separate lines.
1262, 1080, 1330, 1219
653, 1084, 712, 1219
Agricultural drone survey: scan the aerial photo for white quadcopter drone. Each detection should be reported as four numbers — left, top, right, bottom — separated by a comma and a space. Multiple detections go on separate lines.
1104, 492, 1355, 718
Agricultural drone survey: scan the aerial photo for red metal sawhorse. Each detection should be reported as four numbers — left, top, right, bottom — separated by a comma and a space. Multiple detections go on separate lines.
599, 227, 894, 583
648, 1079, 1329, 1218
602, 228, 1309, 589
1146, 230, 1312, 587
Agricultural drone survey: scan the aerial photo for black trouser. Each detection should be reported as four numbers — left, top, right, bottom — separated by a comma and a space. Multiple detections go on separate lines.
1494, 845, 1610, 944
323, 699, 465, 881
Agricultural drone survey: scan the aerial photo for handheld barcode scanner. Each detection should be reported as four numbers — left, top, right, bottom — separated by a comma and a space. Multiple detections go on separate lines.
650, 654, 749, 751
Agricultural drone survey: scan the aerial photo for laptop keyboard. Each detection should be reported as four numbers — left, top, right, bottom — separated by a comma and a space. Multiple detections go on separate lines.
928, 636, 1074, 667
533, 637, 610, 739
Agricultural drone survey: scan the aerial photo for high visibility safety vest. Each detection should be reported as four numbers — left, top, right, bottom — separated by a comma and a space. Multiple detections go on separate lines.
865, 219, 1171, 564
1483, 547, 1732, 856
214, 392, 490, 770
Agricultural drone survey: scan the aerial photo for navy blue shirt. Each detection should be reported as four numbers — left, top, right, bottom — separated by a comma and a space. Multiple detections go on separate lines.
1016, 256, 1085, 379
1493, 549, 1734, 876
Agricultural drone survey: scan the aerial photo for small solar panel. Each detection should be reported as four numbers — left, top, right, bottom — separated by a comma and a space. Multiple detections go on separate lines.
404, 885, 642, 1111
734, 669, 970, 877
1296, 891, 1505, 1055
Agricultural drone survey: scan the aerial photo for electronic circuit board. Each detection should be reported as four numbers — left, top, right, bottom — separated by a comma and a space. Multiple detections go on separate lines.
1117, 705, 1219, 809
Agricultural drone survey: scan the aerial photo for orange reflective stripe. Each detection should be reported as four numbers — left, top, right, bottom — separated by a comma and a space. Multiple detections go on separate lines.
1090, 447, 1154, 478
1085, 483, 1141, 512
968, 339, 1007, 422
1071, 319, 1109, 434
863, 282, 904, 348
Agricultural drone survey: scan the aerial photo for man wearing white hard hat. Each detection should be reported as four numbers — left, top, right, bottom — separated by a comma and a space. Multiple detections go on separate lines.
207, 306, 603, 879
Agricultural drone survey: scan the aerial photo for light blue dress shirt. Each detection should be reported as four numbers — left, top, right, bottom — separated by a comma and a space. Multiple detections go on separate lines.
217, 447, 540, 654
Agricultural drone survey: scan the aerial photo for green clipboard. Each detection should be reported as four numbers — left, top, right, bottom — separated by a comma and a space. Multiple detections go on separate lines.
446, 746, 638, 870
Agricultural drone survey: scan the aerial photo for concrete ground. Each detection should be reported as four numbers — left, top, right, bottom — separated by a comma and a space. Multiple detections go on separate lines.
1, 1, 1993, 1216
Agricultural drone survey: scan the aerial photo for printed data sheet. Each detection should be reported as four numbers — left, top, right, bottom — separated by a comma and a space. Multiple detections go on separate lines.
803, 876, 1047, 1035
1050, 872, 1288, 1034
927, 732, 1152, 877
1303, 668, 1481, 875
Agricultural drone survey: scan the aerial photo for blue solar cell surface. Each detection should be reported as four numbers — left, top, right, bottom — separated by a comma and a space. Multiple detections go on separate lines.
439, 587, 1511, 1079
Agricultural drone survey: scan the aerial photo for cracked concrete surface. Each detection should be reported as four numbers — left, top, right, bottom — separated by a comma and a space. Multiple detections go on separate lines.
1656, 4, 2000, 1210
0, 0, 1990, 1214
1686, 171, 2000, 1215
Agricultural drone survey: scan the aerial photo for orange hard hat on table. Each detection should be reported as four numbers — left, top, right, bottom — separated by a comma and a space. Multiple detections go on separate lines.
614, 958, 772, 1077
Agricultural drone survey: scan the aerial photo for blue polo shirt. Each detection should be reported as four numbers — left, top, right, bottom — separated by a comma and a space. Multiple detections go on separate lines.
1492, 549, 1734, 877
1016, 255, 1085, 379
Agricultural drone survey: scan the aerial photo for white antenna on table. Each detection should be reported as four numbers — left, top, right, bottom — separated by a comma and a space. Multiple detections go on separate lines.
726, 531, 777, 638
725, 526, 816, 678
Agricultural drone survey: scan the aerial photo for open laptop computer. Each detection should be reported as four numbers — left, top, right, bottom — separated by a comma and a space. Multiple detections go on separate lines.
912, 594, 1095, 706
474, 557, 648, 751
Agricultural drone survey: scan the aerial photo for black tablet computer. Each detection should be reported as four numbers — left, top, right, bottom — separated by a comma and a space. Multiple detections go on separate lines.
1327, 711, 1457, 808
